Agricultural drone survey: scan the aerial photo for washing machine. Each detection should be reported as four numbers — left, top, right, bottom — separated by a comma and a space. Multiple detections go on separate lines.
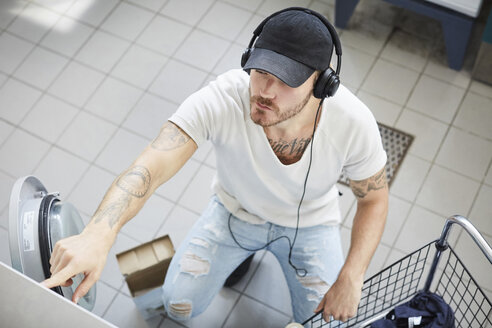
8, 175, 96, 311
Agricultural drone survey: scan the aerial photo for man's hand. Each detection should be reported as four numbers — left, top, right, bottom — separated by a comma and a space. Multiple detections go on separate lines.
314, 274, 363, 322
313, 166, 387, 322
41, 229, 113, 304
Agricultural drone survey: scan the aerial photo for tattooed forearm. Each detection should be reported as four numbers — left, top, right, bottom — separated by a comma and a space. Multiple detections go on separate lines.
93, 193, 131, 228
92, 166, 151, 229
116, 165, 151, 198
151, 122, 191, 151
349, 168, 388, 199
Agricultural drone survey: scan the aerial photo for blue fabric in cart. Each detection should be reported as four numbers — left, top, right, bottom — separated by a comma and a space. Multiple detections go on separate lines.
370, 291, 455, 328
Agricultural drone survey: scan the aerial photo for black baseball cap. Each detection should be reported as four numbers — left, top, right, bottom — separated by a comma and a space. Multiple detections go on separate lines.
243, 9, 333, 88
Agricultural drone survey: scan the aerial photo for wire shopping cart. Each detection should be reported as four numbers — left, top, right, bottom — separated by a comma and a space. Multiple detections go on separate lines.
300, 215, 492, 328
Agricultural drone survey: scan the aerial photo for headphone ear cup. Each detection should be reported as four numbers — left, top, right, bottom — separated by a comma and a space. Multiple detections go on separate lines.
313, 68, 339, 99
241, 48, 251, 68
325, 73, 340, 98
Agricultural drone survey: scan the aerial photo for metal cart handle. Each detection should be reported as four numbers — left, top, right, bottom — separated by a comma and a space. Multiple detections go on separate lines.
424, 215, 492, 292
437, 215, 492, 264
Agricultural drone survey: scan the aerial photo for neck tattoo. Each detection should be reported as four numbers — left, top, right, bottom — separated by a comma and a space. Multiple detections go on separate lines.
268, 137, 311, 157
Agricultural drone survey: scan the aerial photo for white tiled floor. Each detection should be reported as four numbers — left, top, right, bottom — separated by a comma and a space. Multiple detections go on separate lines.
0, 0, 491, 327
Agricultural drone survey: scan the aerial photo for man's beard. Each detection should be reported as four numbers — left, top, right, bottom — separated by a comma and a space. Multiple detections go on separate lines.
250, 90, 312, 127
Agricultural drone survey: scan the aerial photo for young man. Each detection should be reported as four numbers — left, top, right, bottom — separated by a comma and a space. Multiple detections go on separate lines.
43, 7, 388, 324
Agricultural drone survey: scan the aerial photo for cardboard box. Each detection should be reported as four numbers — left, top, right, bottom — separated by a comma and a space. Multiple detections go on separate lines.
116, 235, 175, 320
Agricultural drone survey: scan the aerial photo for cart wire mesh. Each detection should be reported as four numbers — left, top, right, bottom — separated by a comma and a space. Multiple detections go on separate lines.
303, 240, 492, 327
435, 246, 492, 327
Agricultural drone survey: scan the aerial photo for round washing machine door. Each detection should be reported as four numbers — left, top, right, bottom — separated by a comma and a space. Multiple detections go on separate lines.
8, 176, 96, 311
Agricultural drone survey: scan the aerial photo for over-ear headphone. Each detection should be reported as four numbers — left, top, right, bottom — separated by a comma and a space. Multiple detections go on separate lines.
241, 7, 342, 99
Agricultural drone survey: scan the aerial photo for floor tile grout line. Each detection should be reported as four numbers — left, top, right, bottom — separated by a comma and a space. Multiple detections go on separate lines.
49, 0, 196, 206
353, 23, 395, 97
0, 148, 202, 215
65, 170, 492, 244
343, 36, 428, 80
125, 1, 230, 243
134, 1, 228, 215
222, 253, 277, 327
1, 0, 490, 324
351, 23, 421, 269
203, 2, 262, 80
401, 150, 492, 181
235, 291, 294, 320
217, 0, 264, 14
152, 160, 213, 233
100, 282, 127, 318
1, 5, 488, 233
219, 3, 272, 324
392, 55, 431, 126
398, 105, 492, 143
382, 43, 474, 263
231, 250, 268, 296
1, 0, 30, 33
430, 158, 492, 184
385, 78, 492, 266
0, 0, 126, 232
99, 281, 125, 318
0, 3, 336, 163
0, 65, 183, 127
45, 0, 222, 256
484, 158, 492, 184
27, 0, 78, 16
9, 0, 484, 95
10, 6, 479, 122
423, 69, 480, 227
119, 0, 169, 15
2, 22, 246, 80
30, 0, 264, 46
2, 3, 488, 237
453, 155, 492, 247
378, 41, 432, 76
355, 83, 484, 131
0, 1, 125, 187
0, 33, 47, 150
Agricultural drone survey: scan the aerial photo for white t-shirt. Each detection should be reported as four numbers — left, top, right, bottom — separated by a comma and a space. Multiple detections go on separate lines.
169, 69, 387, 228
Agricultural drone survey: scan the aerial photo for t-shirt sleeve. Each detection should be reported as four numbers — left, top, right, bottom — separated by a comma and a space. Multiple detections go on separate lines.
342, 105, 387, 181
168, 87, 216, 147
168, 71, 243, 147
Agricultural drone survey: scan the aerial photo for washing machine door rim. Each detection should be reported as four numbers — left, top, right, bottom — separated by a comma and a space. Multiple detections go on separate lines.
38, 193, 64, 296
8, 175, 96, 311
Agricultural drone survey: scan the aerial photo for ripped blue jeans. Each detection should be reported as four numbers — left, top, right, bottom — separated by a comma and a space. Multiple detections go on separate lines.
162, 196, 344, 324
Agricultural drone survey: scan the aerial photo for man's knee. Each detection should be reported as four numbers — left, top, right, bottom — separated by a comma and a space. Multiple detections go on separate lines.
163, 248, 212, 321
165, 299, 193, 321
179, 249, 211, 277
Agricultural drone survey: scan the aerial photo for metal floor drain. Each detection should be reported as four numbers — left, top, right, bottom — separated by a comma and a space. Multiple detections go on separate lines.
338, 123, 414, 187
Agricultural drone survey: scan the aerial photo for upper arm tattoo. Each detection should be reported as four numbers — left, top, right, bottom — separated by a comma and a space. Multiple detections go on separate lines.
151, 122, 191, 151
349, 167, 388, 199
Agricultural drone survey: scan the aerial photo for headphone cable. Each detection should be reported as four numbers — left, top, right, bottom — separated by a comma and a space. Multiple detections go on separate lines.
228, 98, 325, 277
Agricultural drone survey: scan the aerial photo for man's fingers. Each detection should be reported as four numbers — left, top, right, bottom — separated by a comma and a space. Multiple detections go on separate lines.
72, 273, 97, 304
41, 266, 75, 289
60, 278, 74, 287
315, 299, 324, 313
49, 241, 63, 268
323, 310, 331, 323
50, 247, 76, 276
